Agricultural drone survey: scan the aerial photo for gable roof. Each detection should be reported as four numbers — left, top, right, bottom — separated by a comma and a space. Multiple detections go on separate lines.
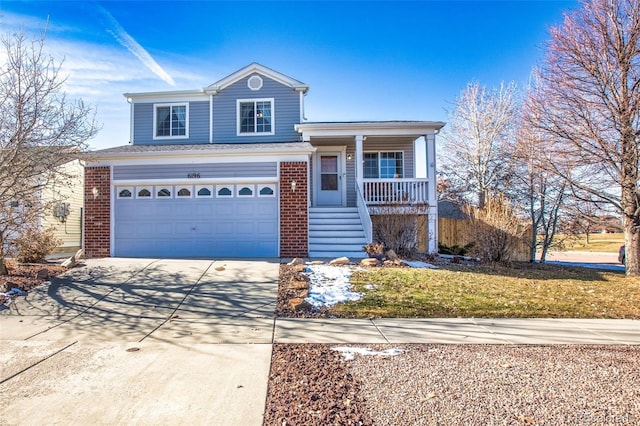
123, 63, 309, 100
204, 62, 309, 94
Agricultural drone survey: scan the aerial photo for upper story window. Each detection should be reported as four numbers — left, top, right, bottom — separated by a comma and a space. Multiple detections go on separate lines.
237, 98, 274, 136
154, 103, 188, 139
364, 152, 404, 179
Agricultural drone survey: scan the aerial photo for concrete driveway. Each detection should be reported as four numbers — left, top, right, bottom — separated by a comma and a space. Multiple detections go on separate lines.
0, 258, 279, 425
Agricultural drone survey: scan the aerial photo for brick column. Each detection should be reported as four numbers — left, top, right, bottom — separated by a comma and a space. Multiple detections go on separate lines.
84, 166, 111, 258
280, 161, 308, 257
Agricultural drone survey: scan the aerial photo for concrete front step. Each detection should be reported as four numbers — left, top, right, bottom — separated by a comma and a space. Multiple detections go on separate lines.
308, 251, 367, 259
309, 223, 364, 231
308, 218, 362, 226
309, 230, 365, 238
308, 207, 368, 258
310, 237, 368, 245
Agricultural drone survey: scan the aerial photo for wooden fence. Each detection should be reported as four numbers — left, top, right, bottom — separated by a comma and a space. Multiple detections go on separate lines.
438, 217, 531, 262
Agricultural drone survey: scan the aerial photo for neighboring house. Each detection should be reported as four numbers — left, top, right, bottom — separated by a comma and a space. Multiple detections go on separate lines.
2, 159, 83, 255
83, 63, 444, 259
43, 159, 84, 253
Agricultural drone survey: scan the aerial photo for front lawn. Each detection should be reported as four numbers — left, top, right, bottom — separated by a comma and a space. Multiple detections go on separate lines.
330, 263, 639, 319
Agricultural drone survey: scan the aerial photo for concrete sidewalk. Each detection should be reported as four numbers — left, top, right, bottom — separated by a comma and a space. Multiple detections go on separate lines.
273, 317, 640, 345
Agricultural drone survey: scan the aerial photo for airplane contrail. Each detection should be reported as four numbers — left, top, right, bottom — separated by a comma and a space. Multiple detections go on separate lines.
98, 5, 176, 86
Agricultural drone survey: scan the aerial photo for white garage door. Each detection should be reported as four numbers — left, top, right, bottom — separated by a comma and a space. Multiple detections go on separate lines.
114, 183, 278, 258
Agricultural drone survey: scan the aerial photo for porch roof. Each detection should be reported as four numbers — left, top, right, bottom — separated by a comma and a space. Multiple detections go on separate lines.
295, 121, 446, 139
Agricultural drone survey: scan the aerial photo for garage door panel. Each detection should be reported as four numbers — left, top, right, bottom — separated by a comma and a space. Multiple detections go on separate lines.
115, 185, 278, 258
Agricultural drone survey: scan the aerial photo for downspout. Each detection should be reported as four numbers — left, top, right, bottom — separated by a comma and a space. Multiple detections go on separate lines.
127, 97, 133, 144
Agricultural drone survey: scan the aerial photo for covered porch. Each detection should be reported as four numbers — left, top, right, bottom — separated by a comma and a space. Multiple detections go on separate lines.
295, 121, 445, 255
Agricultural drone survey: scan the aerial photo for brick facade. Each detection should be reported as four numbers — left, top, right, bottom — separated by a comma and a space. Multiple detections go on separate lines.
279, 161, 308, 257
84, 166, 111, 258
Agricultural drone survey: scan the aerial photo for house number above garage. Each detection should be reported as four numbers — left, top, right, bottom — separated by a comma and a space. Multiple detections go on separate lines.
187, 173, 200, 178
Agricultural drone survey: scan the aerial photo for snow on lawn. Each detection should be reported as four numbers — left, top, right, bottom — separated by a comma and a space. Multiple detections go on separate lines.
331, 346, 404, 361
304, 264, 362, 308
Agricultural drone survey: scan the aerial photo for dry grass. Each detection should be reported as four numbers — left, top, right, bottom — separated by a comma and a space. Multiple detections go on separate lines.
565, 232, 625, 253
330, 262, 639, 319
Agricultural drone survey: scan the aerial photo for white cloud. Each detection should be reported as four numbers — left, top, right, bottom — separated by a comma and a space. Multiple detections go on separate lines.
1, 8, 210, 149
97, 5, 175, 87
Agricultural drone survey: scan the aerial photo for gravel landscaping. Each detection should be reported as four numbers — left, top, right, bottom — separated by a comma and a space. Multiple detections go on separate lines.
264, 344, 640, 425
268, 261, 639, 425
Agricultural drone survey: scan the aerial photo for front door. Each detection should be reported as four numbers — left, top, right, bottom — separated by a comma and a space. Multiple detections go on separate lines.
316, 152, 343, 206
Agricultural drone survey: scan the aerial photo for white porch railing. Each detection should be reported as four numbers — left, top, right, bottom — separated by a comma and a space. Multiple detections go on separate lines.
356, 183, 373, 243
363, 178, 429, 205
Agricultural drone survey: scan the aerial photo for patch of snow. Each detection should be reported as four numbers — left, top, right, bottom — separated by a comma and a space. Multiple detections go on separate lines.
402, 260, 437, 269
364, 283, 376, 290
331, 346, 404, 361
304, 265, 362, 308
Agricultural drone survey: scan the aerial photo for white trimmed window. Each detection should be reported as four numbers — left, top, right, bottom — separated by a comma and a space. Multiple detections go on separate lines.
195, 185, 213, 198
237, 185, 254, 197
154, 103, 188, 139
117, 187, 134, 199
237, 98, 274, 136
258, 184, 275, 197
216, 185, 234, 198
364, 152, 404, 178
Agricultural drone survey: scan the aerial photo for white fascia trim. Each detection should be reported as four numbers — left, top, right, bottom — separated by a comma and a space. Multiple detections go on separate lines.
86, 153, 312, 167
124, 90, 207, 103
206, 63, 309, 93
113, 177, 279, 186
295, 121, 447, 138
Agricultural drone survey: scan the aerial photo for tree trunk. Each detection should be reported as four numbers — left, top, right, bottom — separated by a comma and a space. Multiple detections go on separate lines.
0, 259, 8, 276
585, 231, 590, 245
623, 216, 639, 276
529, 226, 537, 262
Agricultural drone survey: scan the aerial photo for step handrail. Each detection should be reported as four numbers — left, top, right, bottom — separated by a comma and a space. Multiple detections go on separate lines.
356, 183, 373, 243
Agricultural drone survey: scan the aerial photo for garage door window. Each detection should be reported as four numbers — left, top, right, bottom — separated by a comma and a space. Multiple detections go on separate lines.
196, 186, 212, 198
157, 187, 172, 198
258, 184, 275, 197
118, 188, 133, 198
238, 185, 254, 197
217, 186, 233, 198
137, 187, 152, 198
176, 187, 192, 198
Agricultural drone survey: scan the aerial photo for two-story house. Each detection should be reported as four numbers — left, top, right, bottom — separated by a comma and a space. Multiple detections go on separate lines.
83, 63, 444, 259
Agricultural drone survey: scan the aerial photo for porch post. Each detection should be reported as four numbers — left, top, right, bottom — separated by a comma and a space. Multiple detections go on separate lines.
355, 135, 364, 193
425, 131, 438, 254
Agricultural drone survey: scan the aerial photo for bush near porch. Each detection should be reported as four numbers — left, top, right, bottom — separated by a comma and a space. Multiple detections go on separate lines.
329, 263, 639, 319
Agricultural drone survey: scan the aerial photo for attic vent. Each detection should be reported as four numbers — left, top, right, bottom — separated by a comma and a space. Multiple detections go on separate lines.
247, 75, 263, 91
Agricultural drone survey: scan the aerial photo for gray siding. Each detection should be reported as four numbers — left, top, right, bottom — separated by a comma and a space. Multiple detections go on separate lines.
133, 101, 209, 145
213, 75, 301, 143
310, 138, 416, 208
363, 139, 415, 179
113, 162, 277, 180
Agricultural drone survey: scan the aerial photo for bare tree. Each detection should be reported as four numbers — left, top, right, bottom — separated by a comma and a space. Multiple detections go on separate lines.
0, 31, 98, 274
524, 0, 640, 276
511, 114, 568, 263
440, 81, 519, 208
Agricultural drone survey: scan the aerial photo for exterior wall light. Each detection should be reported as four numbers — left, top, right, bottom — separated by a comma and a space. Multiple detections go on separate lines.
347, 153, 353, 160
92, 187, 99, 199
290, 180, 297, 192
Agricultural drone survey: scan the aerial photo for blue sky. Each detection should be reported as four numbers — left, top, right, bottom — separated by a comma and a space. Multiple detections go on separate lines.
1, 1, 576, 150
